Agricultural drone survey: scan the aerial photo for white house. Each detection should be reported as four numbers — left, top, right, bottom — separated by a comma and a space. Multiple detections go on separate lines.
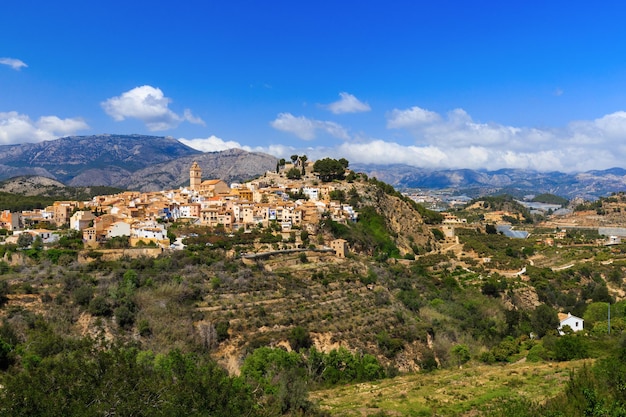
558, 312, 584, 335
70, 211, 95, 231
302, 187, 319, 201
107, 221, 131, 238
132, 222, 167, 241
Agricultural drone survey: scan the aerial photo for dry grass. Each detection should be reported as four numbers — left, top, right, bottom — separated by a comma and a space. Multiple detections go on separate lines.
311, 359, 590, 416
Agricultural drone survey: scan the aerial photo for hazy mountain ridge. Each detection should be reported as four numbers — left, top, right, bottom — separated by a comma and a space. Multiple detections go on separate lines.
124, 149, 278, 191
0, 135, 276, 191
2, 135, 626, 197
352, 164, 626, 199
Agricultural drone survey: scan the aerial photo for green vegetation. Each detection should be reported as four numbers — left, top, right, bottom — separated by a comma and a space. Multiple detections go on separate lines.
323, 206, 400, 259
458, 194, 535, 224
574, 192, 626, 214
0, 185, 124, 210
6, 170, 626, 415
286, 167, 302, 179
531, 193, 569, 206
0, 192, 56, 211
483, 339, 626, 416
0, 340, 261, 417
312, 158, 348, 182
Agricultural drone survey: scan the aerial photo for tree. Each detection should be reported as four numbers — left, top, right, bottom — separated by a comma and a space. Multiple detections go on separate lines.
288, 326, 313, 351
451, 344, 471, 367
17, 233, 33, 248
290, 154, 298, 163
0, 343, 261, 416
32, 235, 43, 250
531, 304, 559, 338
553, 334, 588, 361
329, 189, 346, 203
0, 280, 9, 306
286, 167, 302, 180
313, 158, 347, 182
300, 155, 308, 175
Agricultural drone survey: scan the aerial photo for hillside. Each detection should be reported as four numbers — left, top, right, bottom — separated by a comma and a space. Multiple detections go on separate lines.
3, 172, 626, 415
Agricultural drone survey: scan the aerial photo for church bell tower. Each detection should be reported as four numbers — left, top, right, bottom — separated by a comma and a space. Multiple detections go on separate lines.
190, 161, 202, 191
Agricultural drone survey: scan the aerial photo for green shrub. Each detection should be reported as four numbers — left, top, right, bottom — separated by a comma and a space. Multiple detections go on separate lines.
526, 343, 548, 362
553, 335, 589, 361
377, 332, 404, 358
115, 306, 135, 329
138, 319, 152, 337
88, 296, 112, 317
288, 326, 312, 351
72, 285, 94, 307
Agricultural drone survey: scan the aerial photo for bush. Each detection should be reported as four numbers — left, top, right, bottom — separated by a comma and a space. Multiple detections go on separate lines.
0, 337, 13, 370
491, 337, 520, 362
88, 296, 112, 317
526, 343, 549, 362
479, 351, 496, 364
298, 252, 308, 263
288, 326, 312, 352
115, 306, 135, 328
451, 344, 470, 366
377, 332, 404, 358
216, 321, 230, 342
138, 319, 152, 337
0, 280, 9, 306
420, 351, 438, 371
72, 285, 94, 307
553, 335, 588, 361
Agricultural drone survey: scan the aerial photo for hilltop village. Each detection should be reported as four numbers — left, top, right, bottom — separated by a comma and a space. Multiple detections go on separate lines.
0, 159, 357, 255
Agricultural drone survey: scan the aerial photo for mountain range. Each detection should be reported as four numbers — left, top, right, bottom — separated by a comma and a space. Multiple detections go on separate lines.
352, 164, 626, 199
0, 135, 277, 191
1, 134, 626, 199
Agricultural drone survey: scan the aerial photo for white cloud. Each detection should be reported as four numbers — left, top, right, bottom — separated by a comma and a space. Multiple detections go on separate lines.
179, 135, 299, 159
0, 58, 27, 70
101, 85, 204, 131
270, 113, 350, 140
379, 106, 626, 171
179, 135, 246, 153
386, 106, 441, 128
258, 107, 626, 173
326, 92, 371, 114
0, 112, 89, 145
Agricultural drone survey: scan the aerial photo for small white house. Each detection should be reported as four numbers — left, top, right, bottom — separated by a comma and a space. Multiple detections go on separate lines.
107, 221, 131, 238
558, 312, 584, 335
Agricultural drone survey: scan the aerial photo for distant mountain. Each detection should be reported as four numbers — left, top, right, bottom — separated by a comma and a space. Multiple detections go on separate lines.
5, 135, 626, 199
124, 148, 278, 192
0, 135, 277, 191
351, 164, 626, 199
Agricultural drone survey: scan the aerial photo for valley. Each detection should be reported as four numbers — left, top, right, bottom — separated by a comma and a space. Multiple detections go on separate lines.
2, 159, 626, 416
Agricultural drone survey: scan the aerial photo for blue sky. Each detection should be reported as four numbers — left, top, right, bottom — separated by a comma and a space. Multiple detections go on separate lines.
2, 1, 626, 172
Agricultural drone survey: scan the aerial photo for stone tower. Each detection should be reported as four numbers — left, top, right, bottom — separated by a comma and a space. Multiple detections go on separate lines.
190, 161, 202, 191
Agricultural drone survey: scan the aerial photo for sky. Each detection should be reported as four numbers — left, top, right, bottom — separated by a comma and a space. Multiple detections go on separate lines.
2, 1, 626, 172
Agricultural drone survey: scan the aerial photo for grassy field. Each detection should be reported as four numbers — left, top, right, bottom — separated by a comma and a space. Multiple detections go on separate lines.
311, 359, 590, 416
